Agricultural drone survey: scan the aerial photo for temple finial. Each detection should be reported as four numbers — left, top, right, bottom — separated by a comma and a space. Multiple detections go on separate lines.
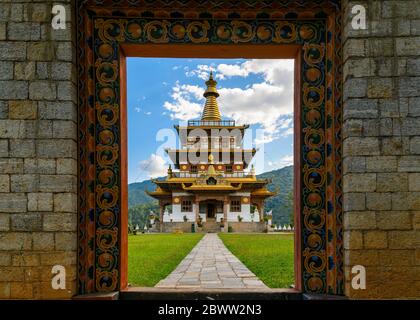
201, 71, 221, 121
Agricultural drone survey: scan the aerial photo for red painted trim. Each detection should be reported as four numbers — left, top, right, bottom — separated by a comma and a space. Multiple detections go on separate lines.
293, 49, 302, 292
119, 48, 129, 291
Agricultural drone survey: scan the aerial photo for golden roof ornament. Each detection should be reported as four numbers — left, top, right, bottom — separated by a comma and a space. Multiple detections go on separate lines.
167, 164, 173, 178
201, 71, 222, 121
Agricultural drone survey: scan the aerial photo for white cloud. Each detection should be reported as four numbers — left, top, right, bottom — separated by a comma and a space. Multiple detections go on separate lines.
267, 154, 294, 170
138, 153, 167, 179
164, 59, 294, 143
134, 107, 141, 113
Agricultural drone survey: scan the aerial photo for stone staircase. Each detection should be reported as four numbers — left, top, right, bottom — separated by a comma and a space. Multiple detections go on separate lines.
202, 220, 220, 233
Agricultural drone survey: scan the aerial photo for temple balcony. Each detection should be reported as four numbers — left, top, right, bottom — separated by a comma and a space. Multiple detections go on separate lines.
187, 119, 236, 127
170, 171, 253, 178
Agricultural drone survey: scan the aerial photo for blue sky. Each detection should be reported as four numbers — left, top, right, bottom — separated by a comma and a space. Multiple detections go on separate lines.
127, 58, 294, 183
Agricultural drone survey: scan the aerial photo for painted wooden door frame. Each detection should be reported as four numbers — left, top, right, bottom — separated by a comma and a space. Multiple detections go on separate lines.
77, 0, 343, 296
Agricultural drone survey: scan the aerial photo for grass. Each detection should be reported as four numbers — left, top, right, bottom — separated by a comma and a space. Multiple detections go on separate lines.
128, 233, 204, 287
218, 233, 294, 288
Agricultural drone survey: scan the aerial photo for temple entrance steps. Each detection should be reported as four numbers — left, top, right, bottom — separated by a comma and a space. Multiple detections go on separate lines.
202, 220, 220, 233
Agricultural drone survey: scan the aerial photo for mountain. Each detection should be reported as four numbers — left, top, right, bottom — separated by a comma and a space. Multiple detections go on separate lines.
128, 166, 294, 227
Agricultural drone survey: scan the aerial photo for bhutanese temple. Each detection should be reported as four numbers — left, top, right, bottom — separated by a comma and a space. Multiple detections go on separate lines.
148, 72, 275, 232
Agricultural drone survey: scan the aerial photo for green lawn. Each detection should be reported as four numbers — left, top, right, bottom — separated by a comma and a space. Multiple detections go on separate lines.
128, 233, 204, 286
218, 233, 294, 288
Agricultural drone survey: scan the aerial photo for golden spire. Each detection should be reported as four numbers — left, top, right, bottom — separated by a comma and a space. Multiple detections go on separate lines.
201, 71, 222, 121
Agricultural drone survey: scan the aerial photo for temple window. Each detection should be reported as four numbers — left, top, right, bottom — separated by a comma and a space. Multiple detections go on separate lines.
181, 200, 192, 212
230, 199, 241, 212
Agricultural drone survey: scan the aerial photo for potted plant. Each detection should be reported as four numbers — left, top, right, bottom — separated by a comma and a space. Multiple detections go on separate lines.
183, 215, 188, 222
197, 216, 203, 227
237, 215, 243, 222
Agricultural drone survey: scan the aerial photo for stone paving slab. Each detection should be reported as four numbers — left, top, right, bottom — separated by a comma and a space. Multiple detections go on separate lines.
155, 233, 268, 289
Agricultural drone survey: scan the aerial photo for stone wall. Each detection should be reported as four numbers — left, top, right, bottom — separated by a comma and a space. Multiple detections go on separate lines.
343, 0, 420, 299
0, 0, 77, 299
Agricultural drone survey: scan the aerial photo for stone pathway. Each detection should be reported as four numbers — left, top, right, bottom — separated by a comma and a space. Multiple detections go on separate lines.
155, 233, 269, 289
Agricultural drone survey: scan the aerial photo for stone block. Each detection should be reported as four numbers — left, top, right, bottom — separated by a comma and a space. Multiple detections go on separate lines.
398, 156, 420, 172
11, 213, 42, 231
0, 175, 10, 192
343, 230, 363, 250
0, 267, 25, 282
0, 101, 7, 119
364, 231, 388, 249
0, 233, 32, 250
380, 250, 415, 267
366, 38, 394, 57
55, 232, 77, 251
10, 283, 33, 299
391, 192, 420, 210
27, 42, 54, 61
37, 120, 53, 138
343, 173, 376, 192
57, 81, 76, 102
344, 58, 375, 79
343, 156, 366, 173
343, 98, 378, 120
407, 58, 420, 76
14, 62, 36, 80
53, 193, 77, 213
376, 211, 413, 230
366, 156, 397, 172
56, 158, 76, 175
382, 137, 410, 156
32, 232, 54, 251
39, 175, 76, 193
29, 3, 50, 22
0, 159, 24, 174
399, 77, 420, 97
366, 193, 391, 210
0, 140, 8, 157
27, 193, 53, 212
12, 253, 40, 267
343, 119, 362, 138
43, 213, 76, 232
55, 42, 74, 62
36, 139, 76, 158
344, 78, 367, 100
7, 22, 40, 41
0, 42, 26, 61
10, 174, 38, 193
388, 231, 418, 249
51, 62, 74, 81
29, 81, 56, 100
396, 37, 420, 56
38, 101, 76, 121
24, 158, 56, 174
9, 100, 37, 119
344, 137, 380, 156
343, 192, 366, 211
0, 193, 26, 213
0, 253, 11, 266
0, 213, 9, 231
343, 39, 366, 60
368, 78, 393, 98
377, 173, 408, 192
52, 120, 76, 139
0, 81, 28, 99
408, 173, 420, 191
10, 139, 36, 158
344, 211, 376, 230
40, 252, 76, 266
0, 61, 13, 80
344, 250, 379, 266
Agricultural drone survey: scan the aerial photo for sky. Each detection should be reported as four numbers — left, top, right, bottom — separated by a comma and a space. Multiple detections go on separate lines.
127, 58, 295, 184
